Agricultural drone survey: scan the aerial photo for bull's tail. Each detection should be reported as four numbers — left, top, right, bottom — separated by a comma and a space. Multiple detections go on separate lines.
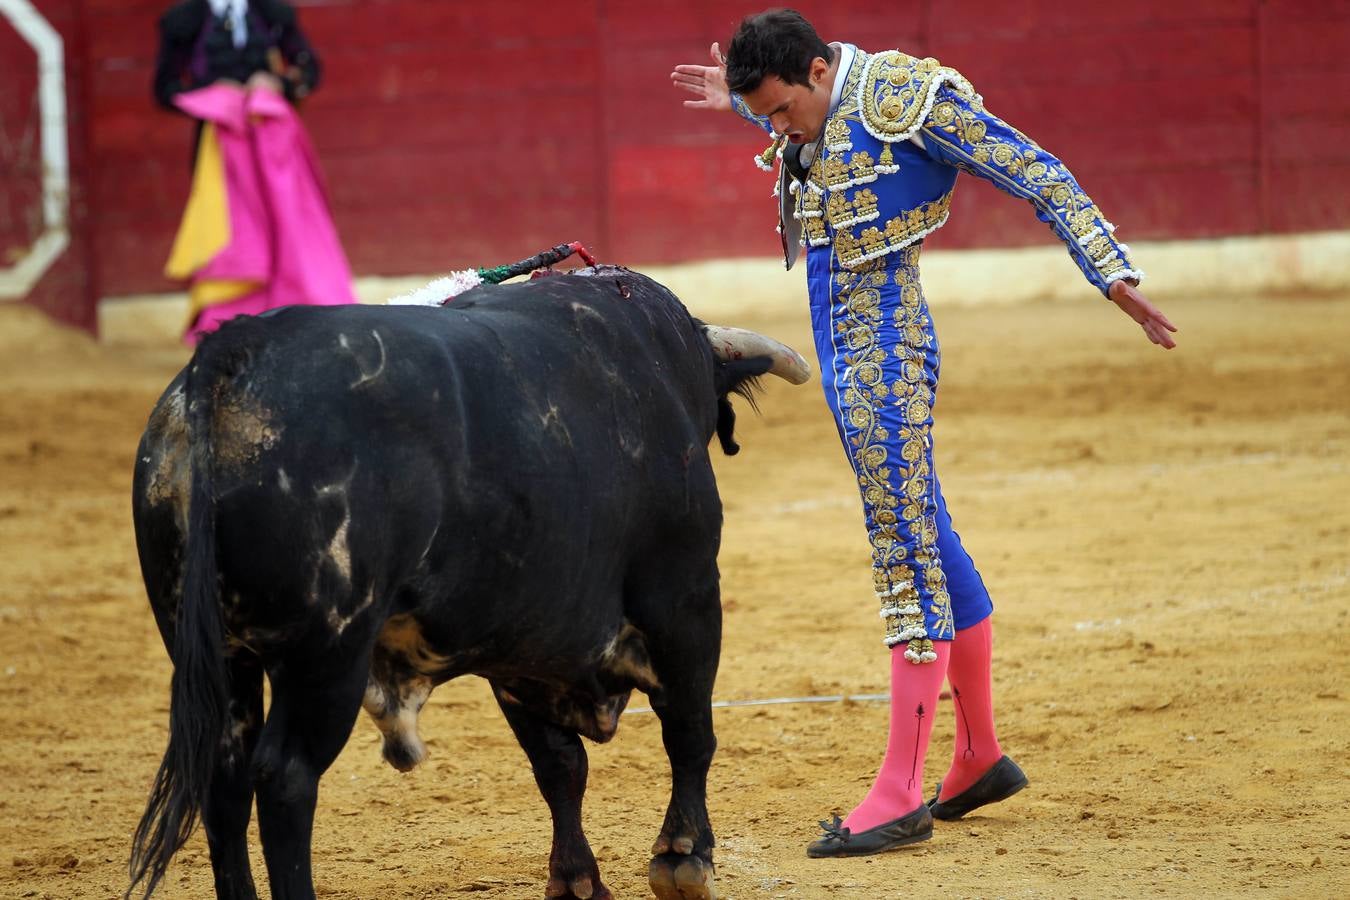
127, 352, 234, 898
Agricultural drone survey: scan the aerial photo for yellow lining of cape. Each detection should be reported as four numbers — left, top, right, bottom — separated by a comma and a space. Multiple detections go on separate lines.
165, 123, 231, 280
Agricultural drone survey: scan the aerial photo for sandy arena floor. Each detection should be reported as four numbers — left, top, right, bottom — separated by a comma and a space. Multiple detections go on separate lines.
1, 286, 1347, 899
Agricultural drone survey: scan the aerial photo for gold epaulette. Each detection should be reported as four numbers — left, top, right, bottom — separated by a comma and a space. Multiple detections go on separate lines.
856, 50, 977, 143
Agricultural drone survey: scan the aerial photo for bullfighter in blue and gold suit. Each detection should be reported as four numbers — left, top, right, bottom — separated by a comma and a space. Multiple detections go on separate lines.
673, 9, 1177, 859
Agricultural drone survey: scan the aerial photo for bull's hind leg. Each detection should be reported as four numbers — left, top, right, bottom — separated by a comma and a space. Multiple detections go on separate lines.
138, 522, 263, 900
203, 652, 265, 900
635, 577, 720, 900
251, 652, 371, 900
491, 684, 612, 900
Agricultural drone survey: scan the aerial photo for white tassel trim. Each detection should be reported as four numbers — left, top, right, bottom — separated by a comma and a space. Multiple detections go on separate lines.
855, 64, 973, 145
1104, 267, 1146, 286
831, 209, 880, 229
387, 269, 483, 305
793, 208, 823, 220
824, 173, 878, 192
826, 139, 853, 153
1077, 226, 1103, 247
754, 154, 774, 172
840, 210, 951, 269
875, 164, 899, 174
878, 604, 921, 620
808, 234, 830, 247
904, 647, 939, 664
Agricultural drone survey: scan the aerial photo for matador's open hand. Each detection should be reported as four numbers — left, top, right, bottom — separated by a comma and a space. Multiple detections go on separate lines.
1109, 279, 1178, 349
671, 42, 731, 111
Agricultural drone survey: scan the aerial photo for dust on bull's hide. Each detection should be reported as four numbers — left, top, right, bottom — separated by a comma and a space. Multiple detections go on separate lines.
211, 386, 280, 476
143, 384, 190, 529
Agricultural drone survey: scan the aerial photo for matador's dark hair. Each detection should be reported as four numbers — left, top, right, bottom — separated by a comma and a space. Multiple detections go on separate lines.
725, 8, 832, 95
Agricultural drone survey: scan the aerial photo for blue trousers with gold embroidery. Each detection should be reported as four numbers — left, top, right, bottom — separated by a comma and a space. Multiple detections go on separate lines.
806, 243, 993, 656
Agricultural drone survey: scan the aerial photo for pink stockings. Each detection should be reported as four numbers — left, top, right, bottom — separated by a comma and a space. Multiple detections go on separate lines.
841, 641, 949, 833
940, 617, 1004, 799
841, 618, 1002, 833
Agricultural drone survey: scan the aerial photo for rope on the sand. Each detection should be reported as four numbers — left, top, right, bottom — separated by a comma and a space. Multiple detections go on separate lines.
623, 693, 892, 715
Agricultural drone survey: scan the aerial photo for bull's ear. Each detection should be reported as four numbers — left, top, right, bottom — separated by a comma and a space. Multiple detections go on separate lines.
716, 397, 740, 456
713, 356, 771, 455
713, 355, 772, 402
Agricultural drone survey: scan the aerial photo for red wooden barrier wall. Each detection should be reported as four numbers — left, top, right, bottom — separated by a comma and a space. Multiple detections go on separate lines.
4, 0, 1349, 330
1, 0, 96, 331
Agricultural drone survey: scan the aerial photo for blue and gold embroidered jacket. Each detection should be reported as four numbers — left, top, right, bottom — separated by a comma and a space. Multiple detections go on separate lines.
733, 49, 1144, 295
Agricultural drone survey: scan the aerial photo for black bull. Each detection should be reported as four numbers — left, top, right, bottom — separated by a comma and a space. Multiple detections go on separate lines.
127, 268, 808, 900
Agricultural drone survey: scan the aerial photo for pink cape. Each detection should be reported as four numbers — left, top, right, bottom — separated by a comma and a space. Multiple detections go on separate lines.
173, 84, 356, 342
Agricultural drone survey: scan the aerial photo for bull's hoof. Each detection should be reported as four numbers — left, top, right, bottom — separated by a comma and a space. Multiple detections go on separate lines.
544, 872, 611, 900
649, 854, 716, 900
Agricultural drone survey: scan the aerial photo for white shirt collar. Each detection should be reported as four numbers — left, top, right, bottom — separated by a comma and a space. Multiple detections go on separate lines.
208, 0, 249, 49
828, 43, 858, 115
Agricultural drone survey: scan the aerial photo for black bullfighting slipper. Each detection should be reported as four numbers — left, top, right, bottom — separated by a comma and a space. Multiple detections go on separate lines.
805, 805, 933, 858
927, 755, 1028, 821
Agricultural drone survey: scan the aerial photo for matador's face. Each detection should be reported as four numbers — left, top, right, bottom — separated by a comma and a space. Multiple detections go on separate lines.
740, 56, 834, 145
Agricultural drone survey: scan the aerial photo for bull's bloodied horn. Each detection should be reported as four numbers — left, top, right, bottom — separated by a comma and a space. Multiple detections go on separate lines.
702, 325, 812, 385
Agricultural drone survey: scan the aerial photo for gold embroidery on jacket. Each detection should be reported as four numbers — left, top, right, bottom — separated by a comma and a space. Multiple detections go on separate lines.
858, 51, 975, 141
827, 188, 880, 229
794, 160, 829, 247
807, 51, 957, 270
924, 96, 1135, 279
824, 116, 852, 152
831, 192, 952, 269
